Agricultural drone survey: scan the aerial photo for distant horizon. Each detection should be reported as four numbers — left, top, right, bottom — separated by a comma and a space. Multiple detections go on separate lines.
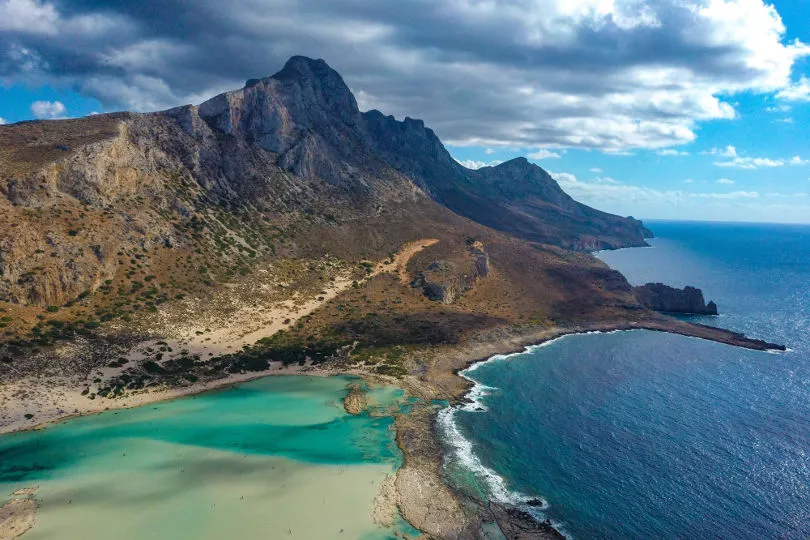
638, 217, 810, 227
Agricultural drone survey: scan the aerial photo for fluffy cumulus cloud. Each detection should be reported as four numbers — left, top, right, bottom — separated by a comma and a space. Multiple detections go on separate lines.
0, 0, 59, 34
456, 159, 502, 170
0, 117, 6, 124
527, 149, 562, 160
777, 77, 810, 101
0, 0, 807, 151
30, 99, 64, 118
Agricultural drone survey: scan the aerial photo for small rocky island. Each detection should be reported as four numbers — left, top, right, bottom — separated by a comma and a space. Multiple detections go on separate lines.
633, 283, 718, 315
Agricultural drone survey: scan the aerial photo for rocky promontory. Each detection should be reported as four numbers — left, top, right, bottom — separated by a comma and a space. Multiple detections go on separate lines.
633, 283, 718, 315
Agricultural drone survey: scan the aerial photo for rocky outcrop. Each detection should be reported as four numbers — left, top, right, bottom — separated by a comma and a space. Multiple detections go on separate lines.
489, 502, 565, 539
633, 283, 718, 315
0, 486, 37, 539
413, 243, 491, 304
343, 383, 368, 415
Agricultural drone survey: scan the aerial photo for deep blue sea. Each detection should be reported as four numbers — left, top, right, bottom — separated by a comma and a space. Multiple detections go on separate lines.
441, 221, 810, 538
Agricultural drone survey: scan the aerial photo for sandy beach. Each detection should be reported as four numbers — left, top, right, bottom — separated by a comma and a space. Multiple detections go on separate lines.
0, 239, 438, 436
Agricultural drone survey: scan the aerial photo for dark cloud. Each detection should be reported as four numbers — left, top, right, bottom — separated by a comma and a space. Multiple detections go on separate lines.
1, 0, 807, 149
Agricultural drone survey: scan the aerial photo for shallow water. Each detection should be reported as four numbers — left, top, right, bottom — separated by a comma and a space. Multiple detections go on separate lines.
443, 221, 810, 538
0, 375, 419, 539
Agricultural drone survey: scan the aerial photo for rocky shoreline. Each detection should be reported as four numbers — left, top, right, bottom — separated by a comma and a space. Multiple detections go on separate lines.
0, 315, 784, 539
387, 318, 786, 538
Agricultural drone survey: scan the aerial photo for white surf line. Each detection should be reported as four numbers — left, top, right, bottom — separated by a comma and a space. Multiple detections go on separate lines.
438, 330, 643, 538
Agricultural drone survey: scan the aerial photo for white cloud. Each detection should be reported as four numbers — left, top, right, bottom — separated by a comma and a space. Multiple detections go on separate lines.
716, 178, 735, 184
551, 171, 759, 207
594, 176, 621, 184
0, 117, 6, 125
551, 172, 578, 185
683, 179, 694, 184
0, 0, 59, 35
715, 156, 783, 169
2, 0, 808, 150
485, 148, 496, 155
765, 104, 791, 112
775, 117, 794, 123
657, 149, 689, 156
30, 100, 65, 119
602, 149, 636, 156
456, 159, 502, 170
789, 155, 809, 166
527, 149, 562, 160
702, 145, 737, 157
777, 77, 810, 102
715, 154, 808, 169
590, 167, 603, 173
693, 191, 758, 199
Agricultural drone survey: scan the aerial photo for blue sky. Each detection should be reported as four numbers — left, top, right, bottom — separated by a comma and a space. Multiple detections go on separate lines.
1, 0, 809, 223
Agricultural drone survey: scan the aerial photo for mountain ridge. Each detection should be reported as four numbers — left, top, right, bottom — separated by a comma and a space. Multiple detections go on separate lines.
184, 55, 651, 250
0, 55, 647, 311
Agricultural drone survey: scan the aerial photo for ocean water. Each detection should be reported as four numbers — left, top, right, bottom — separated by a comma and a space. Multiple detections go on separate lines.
442, 221, 810, 538
0, 375, 420, 539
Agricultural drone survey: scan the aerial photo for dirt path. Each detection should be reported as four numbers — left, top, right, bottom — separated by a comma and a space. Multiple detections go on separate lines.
116, 238, 439, 368
372, 238, 439, 284
0, 239, 440, 436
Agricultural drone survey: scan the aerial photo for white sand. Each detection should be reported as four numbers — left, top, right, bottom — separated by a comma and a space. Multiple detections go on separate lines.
3, 441, 400, 540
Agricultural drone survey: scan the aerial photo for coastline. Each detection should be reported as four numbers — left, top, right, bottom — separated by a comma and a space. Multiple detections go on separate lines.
0, 319, 786, 540
386, 317, 786, 539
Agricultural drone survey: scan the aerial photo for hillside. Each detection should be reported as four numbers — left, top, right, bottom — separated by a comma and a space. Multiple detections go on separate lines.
0, 54, 664, 427
0, 56, 649, 311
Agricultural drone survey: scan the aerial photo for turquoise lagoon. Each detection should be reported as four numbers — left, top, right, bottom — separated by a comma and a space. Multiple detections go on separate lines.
0, 375, 420, 539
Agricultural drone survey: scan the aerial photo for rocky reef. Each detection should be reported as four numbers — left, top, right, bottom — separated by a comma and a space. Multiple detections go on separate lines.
633, 283, 718, 315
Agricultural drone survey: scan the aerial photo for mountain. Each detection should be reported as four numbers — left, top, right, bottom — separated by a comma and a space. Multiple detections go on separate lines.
192, 56, 651, 250
0, 55, 780, 540
0, 56, 649, 309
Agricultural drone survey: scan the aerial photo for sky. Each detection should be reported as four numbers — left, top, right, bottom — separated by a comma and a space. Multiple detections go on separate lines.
1, 0, 809, 224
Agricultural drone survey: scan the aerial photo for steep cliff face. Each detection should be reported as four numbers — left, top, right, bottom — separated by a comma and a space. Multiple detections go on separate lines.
633, 283, 718, 315
0, 55, 649, 307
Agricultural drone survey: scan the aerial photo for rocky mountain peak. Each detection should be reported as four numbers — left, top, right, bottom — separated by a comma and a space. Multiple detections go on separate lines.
270, 55, 359, 117
495, 157, 530, 168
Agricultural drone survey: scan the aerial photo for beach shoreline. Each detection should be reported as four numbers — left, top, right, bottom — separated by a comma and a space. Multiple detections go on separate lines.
0, 319, 785, 540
